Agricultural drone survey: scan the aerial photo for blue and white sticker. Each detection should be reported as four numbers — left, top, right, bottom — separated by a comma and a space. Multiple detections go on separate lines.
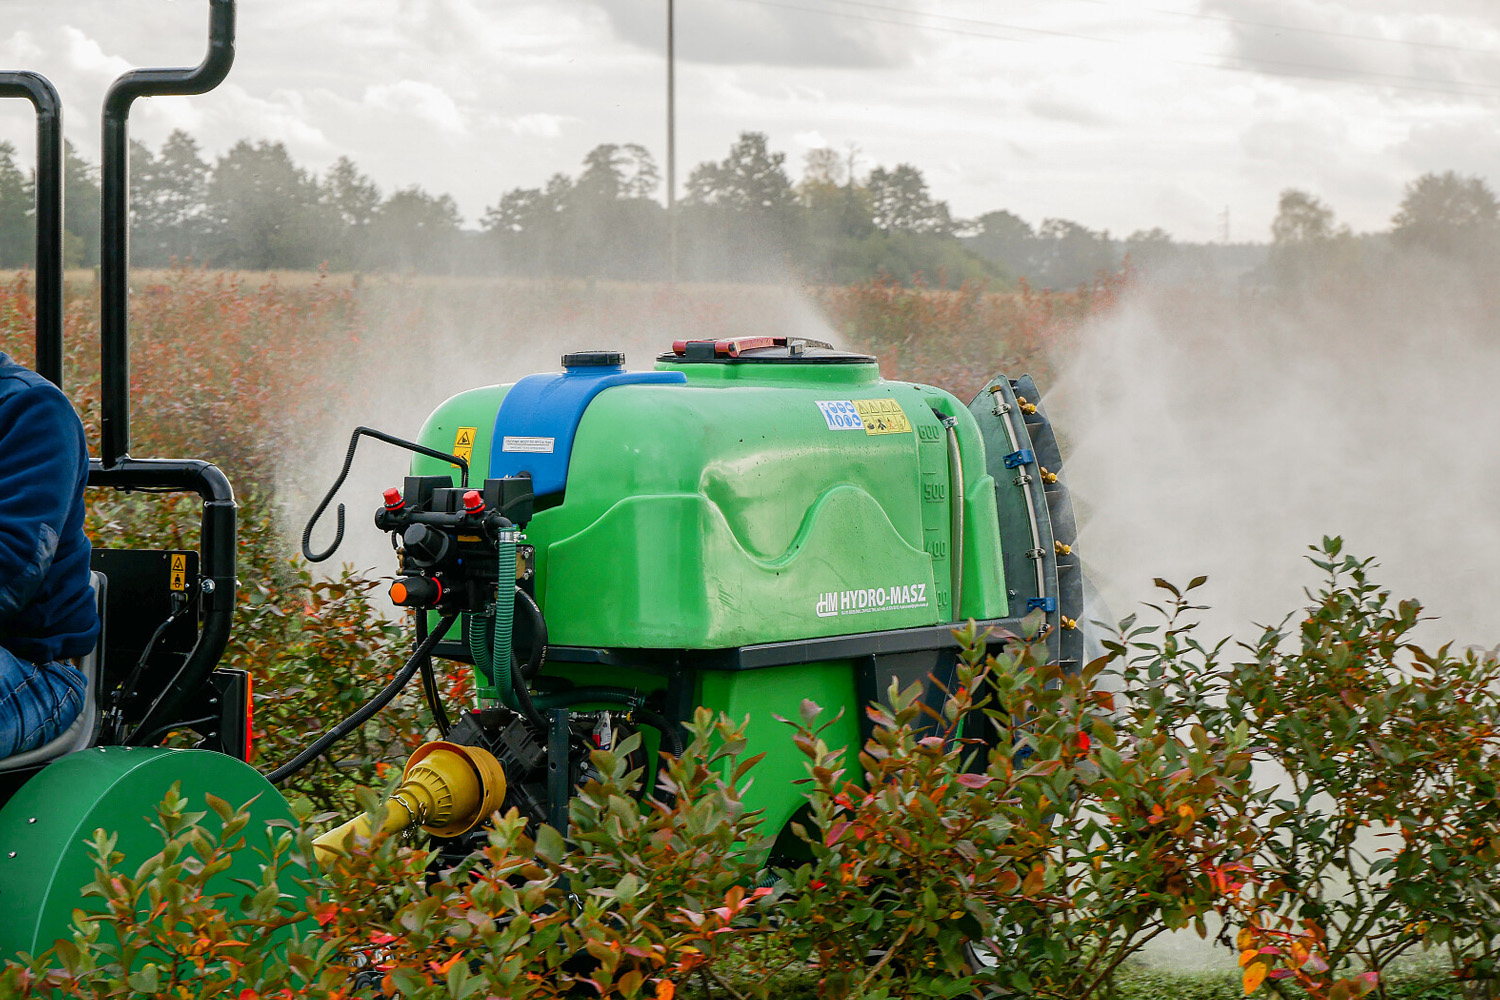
816, 400, 864, 431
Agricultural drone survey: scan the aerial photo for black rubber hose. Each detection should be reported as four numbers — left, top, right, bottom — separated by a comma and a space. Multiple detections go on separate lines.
532, 686, 647, 710
515, 587, 548, 681
510, 656, 547, 729
634, 708, 685, 758
266, 613, 457, 785
414, 613, 452, 736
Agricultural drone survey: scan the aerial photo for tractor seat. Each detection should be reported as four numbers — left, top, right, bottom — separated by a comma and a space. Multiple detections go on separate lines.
0, 571, 106, 772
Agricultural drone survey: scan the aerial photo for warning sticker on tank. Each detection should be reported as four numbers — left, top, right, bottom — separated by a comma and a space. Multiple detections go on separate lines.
452, 426, 478, 463
853, 399, 912, 435
816, 583, 929, 618
502, 436, 556, 454
816, 400, 865, 431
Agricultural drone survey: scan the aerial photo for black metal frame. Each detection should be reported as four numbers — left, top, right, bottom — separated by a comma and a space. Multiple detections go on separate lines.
0, 4, 242, 751
82, 2, 239, 747
0, 72, 63, 388
100, 0, 234, 468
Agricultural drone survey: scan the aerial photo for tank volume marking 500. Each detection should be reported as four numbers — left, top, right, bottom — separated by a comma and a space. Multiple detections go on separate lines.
815, 583, 929, 618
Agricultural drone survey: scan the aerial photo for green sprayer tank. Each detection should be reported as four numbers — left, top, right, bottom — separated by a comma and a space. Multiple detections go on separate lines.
407, 337, 1082, 846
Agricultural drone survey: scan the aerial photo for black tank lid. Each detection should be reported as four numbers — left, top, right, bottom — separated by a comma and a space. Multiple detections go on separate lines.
660, 336, 874, 365
562, 350, 625, 369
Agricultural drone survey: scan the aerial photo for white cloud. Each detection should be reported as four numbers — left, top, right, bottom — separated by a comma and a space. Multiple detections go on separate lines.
506, 113, 572, 139
0, 0, 1490, 239
363, 80, 466, 135
60, 26, 131, 80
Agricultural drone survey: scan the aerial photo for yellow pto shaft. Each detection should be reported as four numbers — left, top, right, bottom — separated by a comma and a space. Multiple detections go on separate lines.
313, 740, 507, 865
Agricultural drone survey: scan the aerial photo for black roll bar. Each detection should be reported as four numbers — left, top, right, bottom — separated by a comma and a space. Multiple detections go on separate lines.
89, 459, 236, 747
100, 0, 235, 469
0, 72, 63, 388
89, 1, 239, 745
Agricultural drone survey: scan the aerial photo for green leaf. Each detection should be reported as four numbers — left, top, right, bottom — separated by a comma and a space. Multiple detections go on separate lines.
127, 965, 160, 992
534, 824, 566, 863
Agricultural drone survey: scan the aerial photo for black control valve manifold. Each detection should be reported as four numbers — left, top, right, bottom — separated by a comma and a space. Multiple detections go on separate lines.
376, 474, 533, 614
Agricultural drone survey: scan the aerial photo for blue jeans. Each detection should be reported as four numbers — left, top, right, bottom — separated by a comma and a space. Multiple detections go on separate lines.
0, 646, 86, 757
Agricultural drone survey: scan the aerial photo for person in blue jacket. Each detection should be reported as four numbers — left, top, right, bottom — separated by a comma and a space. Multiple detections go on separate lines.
0, 352, 98, 757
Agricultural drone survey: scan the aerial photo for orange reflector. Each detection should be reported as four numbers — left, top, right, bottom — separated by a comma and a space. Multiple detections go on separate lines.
390, 581, 408, 604
244, 670, 255, 762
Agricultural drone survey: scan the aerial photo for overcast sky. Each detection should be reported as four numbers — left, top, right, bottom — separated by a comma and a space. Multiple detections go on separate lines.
0, 0, 1497, 243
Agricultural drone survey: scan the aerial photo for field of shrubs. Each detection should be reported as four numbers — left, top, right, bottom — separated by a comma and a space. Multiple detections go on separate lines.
0, 269, 1495, 999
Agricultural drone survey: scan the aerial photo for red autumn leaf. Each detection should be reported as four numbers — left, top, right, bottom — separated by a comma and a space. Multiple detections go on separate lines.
955, 773, 993, 789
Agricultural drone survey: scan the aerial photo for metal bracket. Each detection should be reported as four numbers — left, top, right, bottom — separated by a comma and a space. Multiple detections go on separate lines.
547, 708, 571, 838
1027, 597, 1057, 612
1003, 449, 1034, 469
1025, 547, 1045, 560
1013, 473, 1032, 486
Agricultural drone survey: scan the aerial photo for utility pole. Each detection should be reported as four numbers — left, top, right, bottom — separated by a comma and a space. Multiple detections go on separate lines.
667, 0, 678, 282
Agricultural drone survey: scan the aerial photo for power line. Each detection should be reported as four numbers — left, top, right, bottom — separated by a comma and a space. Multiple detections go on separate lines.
723, 0, 1500, 101
1066, 0, 1500, 60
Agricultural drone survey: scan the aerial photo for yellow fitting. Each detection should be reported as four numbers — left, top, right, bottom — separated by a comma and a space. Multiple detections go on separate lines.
313, 740, 507, 865
1055, 540, 1071, 556
1040, 467, 1058, 484
1015, 395, 1038, 415
1061, 616, 1077, 630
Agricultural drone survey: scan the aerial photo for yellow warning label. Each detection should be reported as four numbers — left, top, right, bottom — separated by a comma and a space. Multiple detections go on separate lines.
452, 426, 478, 464
853, 399, 912, 436
170, 553, 188, 592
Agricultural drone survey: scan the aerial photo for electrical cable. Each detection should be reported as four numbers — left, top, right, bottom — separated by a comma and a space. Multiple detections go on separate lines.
111, 590, 191, 744
724, 0, 1500, 101
414, 612, 452, 736
133, 714, 216, 748
266, 613, 456, 785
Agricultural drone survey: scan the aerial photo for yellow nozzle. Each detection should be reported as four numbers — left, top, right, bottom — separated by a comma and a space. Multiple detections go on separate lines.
313, 740, 507, 865
1054, 540, 1071, 556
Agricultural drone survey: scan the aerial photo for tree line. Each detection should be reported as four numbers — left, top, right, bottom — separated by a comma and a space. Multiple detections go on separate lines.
0, 130, 1489, 289
1267, 172, 1500, 288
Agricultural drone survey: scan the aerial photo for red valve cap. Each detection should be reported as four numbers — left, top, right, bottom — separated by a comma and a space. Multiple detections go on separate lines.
383, 487, 404, 509
462, 489, 484, 512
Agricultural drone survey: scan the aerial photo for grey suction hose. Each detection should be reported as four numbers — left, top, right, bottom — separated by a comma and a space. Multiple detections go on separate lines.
267, 613, 457, 785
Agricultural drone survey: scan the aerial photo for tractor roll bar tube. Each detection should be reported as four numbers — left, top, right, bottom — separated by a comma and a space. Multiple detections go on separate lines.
89, 459, 237, 747
99, 0, 235, 469
0, 72, 62, 388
